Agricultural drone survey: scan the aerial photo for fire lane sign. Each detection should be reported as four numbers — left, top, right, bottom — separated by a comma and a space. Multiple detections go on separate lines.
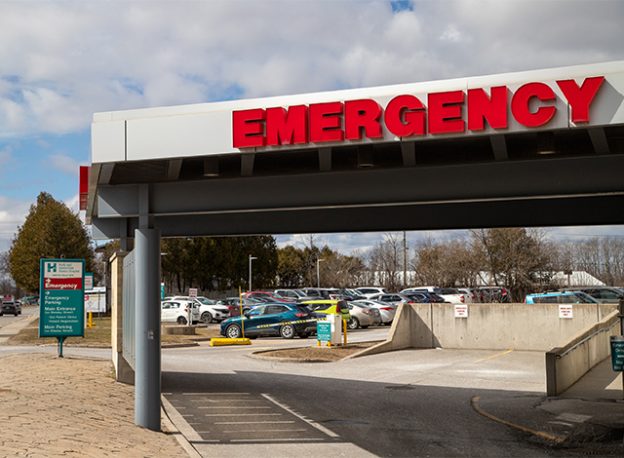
39, 259, 85, 338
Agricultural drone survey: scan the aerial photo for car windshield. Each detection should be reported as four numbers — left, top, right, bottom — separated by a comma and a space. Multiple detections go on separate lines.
197, 297, 217, 305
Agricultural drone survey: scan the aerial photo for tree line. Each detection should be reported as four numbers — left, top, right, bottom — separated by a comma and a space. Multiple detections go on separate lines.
4, 192, 624, 301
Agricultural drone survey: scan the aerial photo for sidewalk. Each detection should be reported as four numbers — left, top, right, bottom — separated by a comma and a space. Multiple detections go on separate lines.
0, 353, 187, 457
474, 359, 624, 452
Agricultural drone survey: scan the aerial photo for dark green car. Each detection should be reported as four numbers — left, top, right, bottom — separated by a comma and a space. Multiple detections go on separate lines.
220, 303, 316, 339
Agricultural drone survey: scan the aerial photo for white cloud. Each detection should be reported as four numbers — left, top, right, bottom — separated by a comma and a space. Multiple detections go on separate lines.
0, 196, 31, 251
48, 153, 81, 176
0, 0, 621, 137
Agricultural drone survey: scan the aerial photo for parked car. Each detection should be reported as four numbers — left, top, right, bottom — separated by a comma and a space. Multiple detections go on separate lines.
401, 287, 467, 303
403, 291, 448, 303
273, 289, 317, 302
346, 302, 382, 329
474, 286, 510, 303
161, 300, 200, 324
220, 303, 316, 339
244, 291, 290, 303
167, 296, 230, 323
302, 299, 350, 321
0, 300, 21, 316
351, 299, 395, 325
561, 286, 624, 303
354, 287, 388, 299
525, 291, 599, 304
368, 292, 414, 306
20, 295, 39, 306
217, 297, 263, 316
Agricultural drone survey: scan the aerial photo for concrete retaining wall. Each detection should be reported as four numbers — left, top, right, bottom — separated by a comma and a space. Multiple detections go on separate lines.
545, 311, 620, 396
353, 302, 618, 358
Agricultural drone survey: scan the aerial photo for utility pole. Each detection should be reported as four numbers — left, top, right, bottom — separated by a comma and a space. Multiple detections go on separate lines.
403, 231, 408, 288
317, 258, 324, 288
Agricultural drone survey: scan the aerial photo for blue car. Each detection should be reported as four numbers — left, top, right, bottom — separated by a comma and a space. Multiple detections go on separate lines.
525, 291, 599, 304
220, 303, 317, 339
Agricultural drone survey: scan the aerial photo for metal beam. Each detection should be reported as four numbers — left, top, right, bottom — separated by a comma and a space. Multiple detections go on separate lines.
319, 147, 332, 171
401, 142, 416, 166
588, 127, 610, 154
490, 135, 508, 160
166, 159, 183, 181
95, 155, 624, 219
241, 154, 255, 176
91, 193, 624, 239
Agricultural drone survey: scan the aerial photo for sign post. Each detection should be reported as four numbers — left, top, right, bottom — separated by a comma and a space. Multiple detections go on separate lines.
39, 259, 85, 357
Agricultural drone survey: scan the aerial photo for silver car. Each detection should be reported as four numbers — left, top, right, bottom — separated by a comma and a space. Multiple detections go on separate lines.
346, 302, 382, 330
352, 299, 396, 325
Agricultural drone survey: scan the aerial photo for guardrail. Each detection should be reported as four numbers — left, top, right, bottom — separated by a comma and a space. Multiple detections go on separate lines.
545, 310, 620, 396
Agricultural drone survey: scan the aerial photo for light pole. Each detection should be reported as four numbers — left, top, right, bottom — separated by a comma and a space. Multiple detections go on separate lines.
316, 258, 324, 288
248, 255, 257, 292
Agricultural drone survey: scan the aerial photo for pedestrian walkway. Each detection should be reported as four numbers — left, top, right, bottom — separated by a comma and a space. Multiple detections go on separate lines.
0, 352, 186, 457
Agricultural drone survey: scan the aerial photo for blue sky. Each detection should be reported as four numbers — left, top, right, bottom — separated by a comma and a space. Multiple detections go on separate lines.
1, 0, 624, 253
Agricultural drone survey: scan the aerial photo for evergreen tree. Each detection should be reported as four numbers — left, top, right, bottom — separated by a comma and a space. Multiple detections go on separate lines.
9, 192, 94, 292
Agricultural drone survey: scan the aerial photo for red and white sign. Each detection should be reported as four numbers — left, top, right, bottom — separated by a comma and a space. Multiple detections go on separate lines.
233, 77, 604, 148
42, 261, 84, 291
559, 304, 574, 319
189, 288, 198, 298
454, 304, 469, 318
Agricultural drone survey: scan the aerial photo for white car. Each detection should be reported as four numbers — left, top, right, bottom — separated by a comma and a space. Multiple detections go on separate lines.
401, 286, 467, 304
352, 299, 396, 325
167, 295, 230, 323
161, 300, 200, 325
354, 287, 388, 299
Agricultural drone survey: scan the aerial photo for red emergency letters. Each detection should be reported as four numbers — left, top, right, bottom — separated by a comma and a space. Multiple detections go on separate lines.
232, 76, 604, 148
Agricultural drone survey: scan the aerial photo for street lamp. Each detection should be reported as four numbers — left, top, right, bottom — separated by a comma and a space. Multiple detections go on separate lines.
316, 258, 324, 288
248, 255, 257, 292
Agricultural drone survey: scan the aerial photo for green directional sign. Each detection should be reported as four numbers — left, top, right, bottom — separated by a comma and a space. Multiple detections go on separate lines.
317, 321, 332, 343
39, 259, 85, 338
611, 336, 624, 372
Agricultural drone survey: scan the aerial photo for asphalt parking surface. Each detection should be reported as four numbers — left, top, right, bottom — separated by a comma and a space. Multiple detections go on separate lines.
164, 391, 341, 445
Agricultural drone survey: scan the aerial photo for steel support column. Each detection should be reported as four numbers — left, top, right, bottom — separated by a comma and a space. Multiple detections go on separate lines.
134, 227, 161, 430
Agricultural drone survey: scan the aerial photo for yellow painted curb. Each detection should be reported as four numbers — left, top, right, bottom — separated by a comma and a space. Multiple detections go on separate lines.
471, 396, 565, 444
209, 337, 251, 346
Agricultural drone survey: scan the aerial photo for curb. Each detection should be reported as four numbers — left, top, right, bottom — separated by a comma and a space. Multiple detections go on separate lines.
471, 395, 566, 444
161, 397, 202, 458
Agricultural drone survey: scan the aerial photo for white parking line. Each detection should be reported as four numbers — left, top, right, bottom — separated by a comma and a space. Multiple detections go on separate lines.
262, 393, 339, 438
231, 438, 322, 443
204, 413, 282, 417
182, 392, 250, 396
222, 429, 307, 434
198, 406, 271, 410
215, 421, 295, 425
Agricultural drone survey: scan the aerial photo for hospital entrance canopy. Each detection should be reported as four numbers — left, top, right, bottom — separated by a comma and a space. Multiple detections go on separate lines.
86, 61, 624, 238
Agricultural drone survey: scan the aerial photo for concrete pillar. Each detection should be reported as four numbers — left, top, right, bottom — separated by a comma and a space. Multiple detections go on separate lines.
134, 228, 161, 431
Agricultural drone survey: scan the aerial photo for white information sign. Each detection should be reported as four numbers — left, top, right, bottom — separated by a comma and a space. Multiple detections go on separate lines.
454, 304, 469, 318
189, 288, 198, 298
559, 304, 574, 319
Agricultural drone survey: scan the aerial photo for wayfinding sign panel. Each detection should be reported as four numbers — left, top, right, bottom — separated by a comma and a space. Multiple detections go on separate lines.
611, 336, 624, 372
39, 259, 85, 338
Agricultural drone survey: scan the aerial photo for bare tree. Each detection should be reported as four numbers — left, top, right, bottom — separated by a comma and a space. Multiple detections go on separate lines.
368, 233, 404, 290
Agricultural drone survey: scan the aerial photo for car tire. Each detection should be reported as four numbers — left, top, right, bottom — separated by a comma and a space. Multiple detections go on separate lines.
225, 324, 242, 339
347, 317, 359, 330
280, 324, 295, 339
361, 325, 369, 329
201, 311, 213, 324
177, 316, 187, 325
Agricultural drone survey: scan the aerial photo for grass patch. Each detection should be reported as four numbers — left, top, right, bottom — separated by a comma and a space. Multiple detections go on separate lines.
7, 317, 221, 347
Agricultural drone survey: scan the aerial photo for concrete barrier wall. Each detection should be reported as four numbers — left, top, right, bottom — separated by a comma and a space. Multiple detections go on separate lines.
431, 303, 616, 351
352, 302, 618, 359
545, 311, 620, 396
